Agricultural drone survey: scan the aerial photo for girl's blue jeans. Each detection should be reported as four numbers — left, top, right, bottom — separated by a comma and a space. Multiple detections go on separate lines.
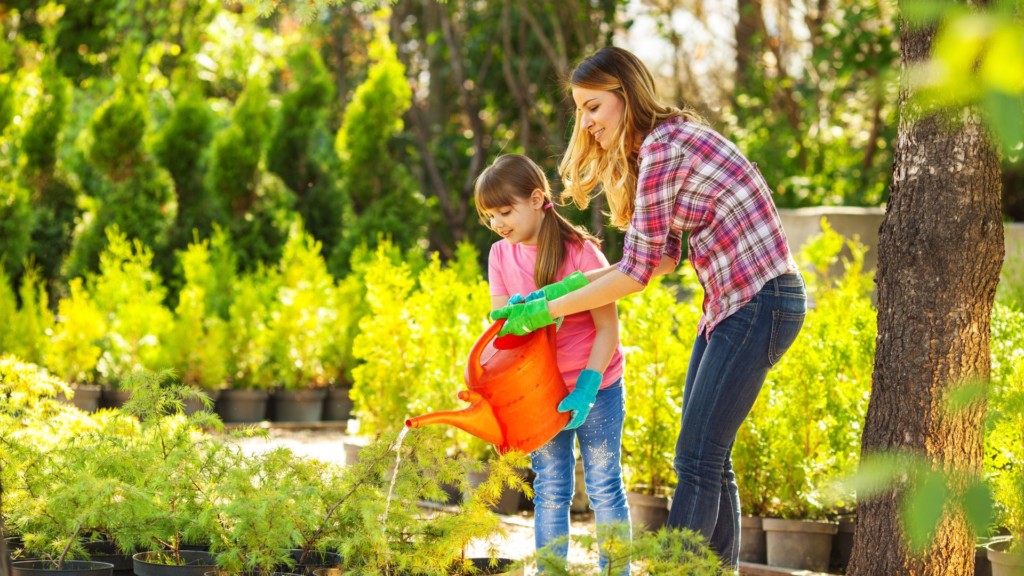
532, 380, 631, 574
667, 272, 807, 568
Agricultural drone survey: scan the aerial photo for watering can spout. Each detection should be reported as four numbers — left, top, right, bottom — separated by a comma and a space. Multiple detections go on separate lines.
405, 390, 504, 447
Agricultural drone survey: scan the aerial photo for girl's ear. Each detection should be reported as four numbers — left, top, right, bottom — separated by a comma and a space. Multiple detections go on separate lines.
529, 188, 546, 210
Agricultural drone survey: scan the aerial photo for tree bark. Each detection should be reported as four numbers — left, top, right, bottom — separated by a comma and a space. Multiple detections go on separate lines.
847, 4, 1003, 575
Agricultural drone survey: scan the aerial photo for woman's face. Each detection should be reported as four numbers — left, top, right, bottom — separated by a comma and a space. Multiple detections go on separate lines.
571, 86, 626, 150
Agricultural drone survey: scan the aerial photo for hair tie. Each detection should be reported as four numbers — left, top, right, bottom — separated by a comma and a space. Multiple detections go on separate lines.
543, 202, 553, 210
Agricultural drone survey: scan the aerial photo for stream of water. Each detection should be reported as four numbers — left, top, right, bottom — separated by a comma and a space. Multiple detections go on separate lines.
381, 425, 410, 534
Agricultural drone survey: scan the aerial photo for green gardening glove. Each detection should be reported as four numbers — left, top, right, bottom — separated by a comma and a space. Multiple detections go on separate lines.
490, 298, 555, 336
558, 369, 601, 430
526, 270, 589, 302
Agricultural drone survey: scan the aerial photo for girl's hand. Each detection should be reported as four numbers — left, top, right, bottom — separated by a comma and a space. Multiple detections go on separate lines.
558, 369, 601, 429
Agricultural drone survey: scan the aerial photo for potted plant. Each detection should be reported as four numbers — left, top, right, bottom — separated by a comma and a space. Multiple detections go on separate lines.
617, 273, 700, 532
166, 237, 231, 416
265, 226, 343, 423
221, 268, 278, 423
45, 278, 107, 411
87, 228, 175, 409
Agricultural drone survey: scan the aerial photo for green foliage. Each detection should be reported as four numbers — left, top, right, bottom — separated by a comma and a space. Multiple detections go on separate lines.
166, 237, 229, 390
726, 0, 899, 208
266, 44, 345, 259
987, 303, 1024, 552
530, 525, 726, 575
617, 272, 701, 495
349, 242, 490, 458
0, 265, 53, 366
332, 31, 426, 273
734, 220, 876, 519
225, 267, 278, 391
153, 77, 220, 252
86, 44, 147, 177
87, 228, 174, 386
45, 279, 107, 385
266, 224, 344, 390
0, 178, 34, 281
21, 55, 71, 178
208, 79, 299, 271
332, 428, 522, 575
903, 0, 1024, 153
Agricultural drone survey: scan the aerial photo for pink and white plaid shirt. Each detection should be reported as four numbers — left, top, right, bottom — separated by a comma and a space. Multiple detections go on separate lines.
617, 116, 797, 337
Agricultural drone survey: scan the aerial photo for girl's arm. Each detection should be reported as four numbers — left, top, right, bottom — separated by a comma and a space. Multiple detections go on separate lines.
585, 301, 620, 375
491, 295, 510, 312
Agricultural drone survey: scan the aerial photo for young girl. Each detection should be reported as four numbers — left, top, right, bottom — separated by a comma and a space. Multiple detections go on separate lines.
474, 154, 631, 574
491, 47, 807, 569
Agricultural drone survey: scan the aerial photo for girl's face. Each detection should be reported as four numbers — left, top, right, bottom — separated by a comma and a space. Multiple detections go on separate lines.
484, 189, 545, 245
571, 86, 626, 150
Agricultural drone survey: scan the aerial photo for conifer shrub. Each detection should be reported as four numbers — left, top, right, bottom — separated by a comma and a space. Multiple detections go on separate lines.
87, 228, 175, 387
331, 32, 426, 274
45, 278, 107, 386
349, 242, 490, 459
207, 78, 299, 271
266, 44, 344, 258
0, 179, 34, 281
153, 76, 219, 254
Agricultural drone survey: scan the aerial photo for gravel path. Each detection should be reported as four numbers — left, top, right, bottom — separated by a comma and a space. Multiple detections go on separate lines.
224, 426, 601, 570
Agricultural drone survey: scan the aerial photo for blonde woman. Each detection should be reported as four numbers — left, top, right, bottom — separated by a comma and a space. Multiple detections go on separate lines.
491, 47, 806, 568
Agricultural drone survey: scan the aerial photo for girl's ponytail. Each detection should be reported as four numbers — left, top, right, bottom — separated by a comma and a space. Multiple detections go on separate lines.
536, 205, 600, 288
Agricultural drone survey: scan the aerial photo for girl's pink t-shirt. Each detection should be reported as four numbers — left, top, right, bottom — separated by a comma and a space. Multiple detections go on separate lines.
488, 239, 625, 392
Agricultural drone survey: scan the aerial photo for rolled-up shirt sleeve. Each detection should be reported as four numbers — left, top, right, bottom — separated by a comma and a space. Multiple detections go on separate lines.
617, 141, 690, 286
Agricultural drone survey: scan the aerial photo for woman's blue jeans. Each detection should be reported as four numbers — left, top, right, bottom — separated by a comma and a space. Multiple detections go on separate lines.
532, 380, 631, 574
667, 272, 806, 567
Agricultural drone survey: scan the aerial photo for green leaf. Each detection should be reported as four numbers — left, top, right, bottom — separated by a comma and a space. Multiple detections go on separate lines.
902, 469, 948, 553
902, 0, 964, 27
962, 480, 995, 537
984, 90, 1024, 155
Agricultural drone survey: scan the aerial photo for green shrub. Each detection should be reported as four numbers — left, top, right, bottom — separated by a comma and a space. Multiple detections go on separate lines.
0, 178, 34, 281
733, 220, 876, 519
225, 267, 278, 390
331, 32, 426, 273
88, 228, 175, 386
45, 278, 107, 386
266, 44, 344, 258
266, 223, 344, 390
349, 242, 489, 456
988, 303, 1024, 552
618, 270, 701, 496
166, 237, 229, 391
153, 77, 220, 252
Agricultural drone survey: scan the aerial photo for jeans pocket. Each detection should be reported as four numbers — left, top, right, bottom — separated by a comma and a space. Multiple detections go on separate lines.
769, 309, 805, 365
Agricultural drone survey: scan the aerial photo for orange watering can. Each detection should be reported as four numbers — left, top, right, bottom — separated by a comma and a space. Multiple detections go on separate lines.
405, 318, 570, 454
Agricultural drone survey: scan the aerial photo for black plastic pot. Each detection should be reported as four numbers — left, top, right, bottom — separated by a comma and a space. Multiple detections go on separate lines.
11, 560, 114, 576
454, 558, 515, 575
280, 550, 342, 575
83, 540, 133, 576
133, 550, 217, 576
216, 390, 269, 423
272, 389, 327, 423
322, 386, 353, 422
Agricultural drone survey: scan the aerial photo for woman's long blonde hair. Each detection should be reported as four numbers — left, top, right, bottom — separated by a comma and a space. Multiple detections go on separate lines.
475, 154, 599, 287
558, 46, 703, 230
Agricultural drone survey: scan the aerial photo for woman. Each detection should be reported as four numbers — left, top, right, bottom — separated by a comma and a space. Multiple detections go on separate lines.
491, 46, 807, 568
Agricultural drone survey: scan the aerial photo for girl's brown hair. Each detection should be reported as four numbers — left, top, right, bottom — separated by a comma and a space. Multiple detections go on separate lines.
475, 154, 599, 287
558, 46, 704, 230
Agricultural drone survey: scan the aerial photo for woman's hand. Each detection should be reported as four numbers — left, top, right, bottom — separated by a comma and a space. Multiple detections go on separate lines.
490, 299, 555, 336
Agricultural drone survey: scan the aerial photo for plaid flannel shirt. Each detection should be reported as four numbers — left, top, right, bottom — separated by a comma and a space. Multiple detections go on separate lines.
617, 116, 797, 337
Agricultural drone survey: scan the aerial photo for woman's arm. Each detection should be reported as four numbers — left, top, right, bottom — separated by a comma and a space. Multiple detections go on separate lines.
491, 295, 510, 312
553, 254, 678, 318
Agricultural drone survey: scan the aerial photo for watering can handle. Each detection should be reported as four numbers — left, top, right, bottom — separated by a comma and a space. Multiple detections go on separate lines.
468, 319, 505, 383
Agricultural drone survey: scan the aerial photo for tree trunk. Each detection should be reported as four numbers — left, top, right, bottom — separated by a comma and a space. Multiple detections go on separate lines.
847, 5, 1003, 576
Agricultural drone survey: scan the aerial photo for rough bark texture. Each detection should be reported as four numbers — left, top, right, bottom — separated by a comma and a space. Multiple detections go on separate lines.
846, 5, 1003, 576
